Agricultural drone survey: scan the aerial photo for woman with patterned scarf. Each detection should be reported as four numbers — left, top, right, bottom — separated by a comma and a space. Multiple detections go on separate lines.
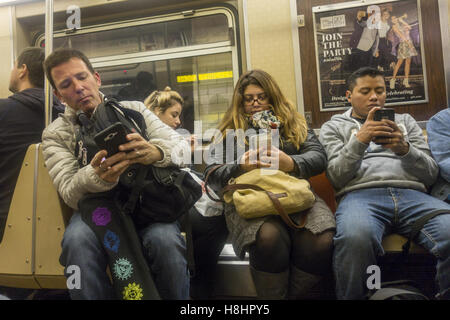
204, 70, 336, 299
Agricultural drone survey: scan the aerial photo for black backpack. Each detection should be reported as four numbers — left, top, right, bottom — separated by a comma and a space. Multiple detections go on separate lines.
75, 98, 202, 225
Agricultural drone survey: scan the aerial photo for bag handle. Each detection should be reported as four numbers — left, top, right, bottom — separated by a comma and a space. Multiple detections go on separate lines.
402, 209, 449, 256
223, 183, 307, 230
204, 164, 226, 202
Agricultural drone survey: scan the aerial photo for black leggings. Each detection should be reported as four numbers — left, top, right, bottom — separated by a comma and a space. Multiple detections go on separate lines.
249, 216, 334, 275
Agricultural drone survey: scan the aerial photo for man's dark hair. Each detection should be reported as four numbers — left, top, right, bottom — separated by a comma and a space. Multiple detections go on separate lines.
347, 67, 385, 91
17, 47, 46, 88
44, 48, 95, 89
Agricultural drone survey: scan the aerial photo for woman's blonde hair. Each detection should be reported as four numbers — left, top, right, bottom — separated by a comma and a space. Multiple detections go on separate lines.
217, 69, 308, 149
144, 86, 184, 113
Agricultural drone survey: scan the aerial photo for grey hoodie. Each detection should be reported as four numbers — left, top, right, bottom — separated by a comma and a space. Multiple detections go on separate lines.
318, 108, 438, 197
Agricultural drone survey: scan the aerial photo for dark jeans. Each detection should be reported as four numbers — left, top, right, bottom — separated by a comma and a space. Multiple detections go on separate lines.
334, 188, 450, 299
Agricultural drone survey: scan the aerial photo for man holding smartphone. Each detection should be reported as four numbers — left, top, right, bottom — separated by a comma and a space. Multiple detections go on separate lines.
42, 49, 191, 300
319, 67, 450, 300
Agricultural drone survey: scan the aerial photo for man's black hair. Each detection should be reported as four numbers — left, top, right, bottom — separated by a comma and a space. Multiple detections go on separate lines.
347, 67, 385, 91
17, 47, 45, 88
44, 48, 95, 90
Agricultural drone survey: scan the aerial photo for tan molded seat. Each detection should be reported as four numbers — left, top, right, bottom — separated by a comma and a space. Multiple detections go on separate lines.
0, 144, 71, 289
0, 144, 40, 288
382, 234, 427, 254
34, 143, 71, 288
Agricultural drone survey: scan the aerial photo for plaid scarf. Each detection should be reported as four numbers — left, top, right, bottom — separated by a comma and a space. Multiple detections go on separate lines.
246, 109, 282, 130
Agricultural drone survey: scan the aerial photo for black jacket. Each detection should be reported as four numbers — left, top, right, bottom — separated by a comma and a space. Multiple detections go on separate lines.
204, 128, 327, 192
0, 88, 64, 240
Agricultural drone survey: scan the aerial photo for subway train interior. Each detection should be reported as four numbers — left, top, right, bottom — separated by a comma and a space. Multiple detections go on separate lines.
0, 0, 448, 301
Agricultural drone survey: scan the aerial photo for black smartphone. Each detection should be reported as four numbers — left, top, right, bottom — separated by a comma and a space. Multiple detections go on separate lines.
94, 122, 129, 156
374, 108, 395, 121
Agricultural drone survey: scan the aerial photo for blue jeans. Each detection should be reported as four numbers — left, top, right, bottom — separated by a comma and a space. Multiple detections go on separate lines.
333, 188, 450, 300
60, 212, 189, 300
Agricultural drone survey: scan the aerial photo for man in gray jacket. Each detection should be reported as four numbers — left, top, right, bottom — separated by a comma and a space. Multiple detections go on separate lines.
42, 49, 190, 299
319, 67, 450, 300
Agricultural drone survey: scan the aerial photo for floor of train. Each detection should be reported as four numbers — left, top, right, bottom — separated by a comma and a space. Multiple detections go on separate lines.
212, 244, 438, 300
0, 244, 438, 300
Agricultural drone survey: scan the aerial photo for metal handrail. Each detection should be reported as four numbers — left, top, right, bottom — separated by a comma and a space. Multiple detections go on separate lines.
44, 0, 53, 127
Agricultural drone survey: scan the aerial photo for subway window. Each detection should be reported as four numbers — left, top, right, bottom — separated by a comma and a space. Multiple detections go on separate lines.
38, 8, 239, 137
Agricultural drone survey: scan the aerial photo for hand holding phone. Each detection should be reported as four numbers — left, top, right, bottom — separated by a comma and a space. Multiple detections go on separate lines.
372, 108, 395, 145
94, 122, 129, 156
249, 133, 272, 151
355, 107, 393, 144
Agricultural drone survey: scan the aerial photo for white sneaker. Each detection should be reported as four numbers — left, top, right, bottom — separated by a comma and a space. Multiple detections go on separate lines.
390, 78, 396, 89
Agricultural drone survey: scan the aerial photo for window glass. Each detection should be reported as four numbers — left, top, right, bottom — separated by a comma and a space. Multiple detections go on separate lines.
97, 52, 233, 135
45, 14, 229, 58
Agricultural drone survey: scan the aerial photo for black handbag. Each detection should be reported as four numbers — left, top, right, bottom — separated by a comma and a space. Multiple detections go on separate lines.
76, 99, 202, 225
119, 164, 202, 227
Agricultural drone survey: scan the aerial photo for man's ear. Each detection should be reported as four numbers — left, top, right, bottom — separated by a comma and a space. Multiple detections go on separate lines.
53, 88, 63, 103
94, 71, 101, 87
346, 90, 352, 103
18, 64, 28, 79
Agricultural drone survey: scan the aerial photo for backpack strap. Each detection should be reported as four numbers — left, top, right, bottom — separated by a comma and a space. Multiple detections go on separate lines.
93, 99, 147, 138
75, 113, 100, 167
121, 165, 150, 216
402, 209, 449, 256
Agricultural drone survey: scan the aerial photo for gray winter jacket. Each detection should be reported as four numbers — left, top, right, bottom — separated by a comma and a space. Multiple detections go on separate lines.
42, 97, 189, 210
319, 108, 438, 197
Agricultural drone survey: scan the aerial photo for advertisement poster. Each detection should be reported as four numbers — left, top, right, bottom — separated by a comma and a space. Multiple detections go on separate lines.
312, 0, 428, 111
